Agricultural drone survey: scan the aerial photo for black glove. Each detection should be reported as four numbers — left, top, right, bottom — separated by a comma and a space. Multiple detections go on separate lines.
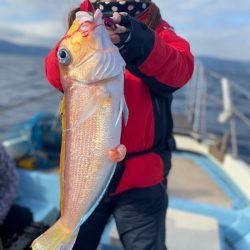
116, 16, 132, 49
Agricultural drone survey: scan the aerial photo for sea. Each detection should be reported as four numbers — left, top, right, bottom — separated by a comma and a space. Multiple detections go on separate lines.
0, 54, 249, 165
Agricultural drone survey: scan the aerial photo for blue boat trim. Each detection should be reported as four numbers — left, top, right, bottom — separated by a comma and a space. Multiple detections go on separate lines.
171, 151, 250, 250
173, 151, 249, 209
16, 169, 60, 227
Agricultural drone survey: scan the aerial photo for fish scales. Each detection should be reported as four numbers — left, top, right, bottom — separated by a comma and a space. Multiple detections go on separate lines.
63, 88, 113, 223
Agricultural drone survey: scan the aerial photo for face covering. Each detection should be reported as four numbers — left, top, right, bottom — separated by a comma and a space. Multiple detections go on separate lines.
94, 0, 151, 17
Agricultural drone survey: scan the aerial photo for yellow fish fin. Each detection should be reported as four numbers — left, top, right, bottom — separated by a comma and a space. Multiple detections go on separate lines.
60, 96, 66, 214
31, 220, 78, 250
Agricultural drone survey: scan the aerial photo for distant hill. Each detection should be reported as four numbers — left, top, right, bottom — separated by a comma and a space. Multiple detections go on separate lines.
197, 56, 250, 74
0, 40, 50, 56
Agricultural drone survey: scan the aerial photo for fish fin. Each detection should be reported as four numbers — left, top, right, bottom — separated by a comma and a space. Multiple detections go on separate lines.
31, 220, 78, 250
115, 97, 123, 127
94, 9, 103, 25
77, 96, 99, 124
71, 95, 100, 129
123, 95, 129, 126
115, 95, 129, 127
60, 96, 66, 214
61, 230, 79, 250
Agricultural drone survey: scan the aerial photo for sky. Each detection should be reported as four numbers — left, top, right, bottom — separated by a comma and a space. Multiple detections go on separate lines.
0, 0, 250, 61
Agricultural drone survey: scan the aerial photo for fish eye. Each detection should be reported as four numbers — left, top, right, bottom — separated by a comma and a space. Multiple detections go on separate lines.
57, 48, 72, 65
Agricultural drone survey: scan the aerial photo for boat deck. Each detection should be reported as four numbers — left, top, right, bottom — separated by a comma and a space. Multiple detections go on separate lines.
169, 156, 231, 208
173, 113, 193, 135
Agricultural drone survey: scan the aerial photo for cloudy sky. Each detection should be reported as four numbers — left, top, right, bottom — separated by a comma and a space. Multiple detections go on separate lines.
0, 0, 249, 61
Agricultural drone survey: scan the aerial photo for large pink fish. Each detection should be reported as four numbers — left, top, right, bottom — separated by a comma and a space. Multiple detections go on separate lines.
32, 9, 127, 250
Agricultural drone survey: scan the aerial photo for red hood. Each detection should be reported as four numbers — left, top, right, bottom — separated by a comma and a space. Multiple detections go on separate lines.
80, 0, 95, 12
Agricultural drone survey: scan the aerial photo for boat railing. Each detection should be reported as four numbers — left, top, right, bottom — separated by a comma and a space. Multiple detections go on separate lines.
173, 61, 250, 160
205, 70, 250, 158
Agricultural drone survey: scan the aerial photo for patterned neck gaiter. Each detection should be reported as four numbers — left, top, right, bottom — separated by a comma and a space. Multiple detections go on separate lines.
94, 1, 151, 17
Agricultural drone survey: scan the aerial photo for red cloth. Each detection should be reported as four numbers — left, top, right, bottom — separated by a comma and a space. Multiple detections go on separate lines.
139, 19, 194, 88
44, 6, 194, 194
80, 0, 95, 13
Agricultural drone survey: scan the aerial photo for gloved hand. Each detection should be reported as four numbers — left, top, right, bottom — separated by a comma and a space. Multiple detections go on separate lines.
103, 12, 132, 49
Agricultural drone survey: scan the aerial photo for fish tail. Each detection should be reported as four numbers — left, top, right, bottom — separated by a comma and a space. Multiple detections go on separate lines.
31, 219, 78, 250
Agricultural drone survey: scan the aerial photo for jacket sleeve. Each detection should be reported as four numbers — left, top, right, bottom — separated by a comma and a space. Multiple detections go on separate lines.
120, 18, 194, 96
44, 42, 63, 92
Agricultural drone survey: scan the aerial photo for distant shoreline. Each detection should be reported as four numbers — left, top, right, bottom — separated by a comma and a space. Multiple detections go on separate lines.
0, 40, 50, 57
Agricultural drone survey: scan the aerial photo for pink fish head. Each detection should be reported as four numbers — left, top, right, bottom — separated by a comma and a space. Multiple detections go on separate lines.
57, 9, 125, 91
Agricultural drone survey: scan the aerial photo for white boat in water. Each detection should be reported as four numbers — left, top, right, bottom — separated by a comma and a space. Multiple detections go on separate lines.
2, 62, 250, 250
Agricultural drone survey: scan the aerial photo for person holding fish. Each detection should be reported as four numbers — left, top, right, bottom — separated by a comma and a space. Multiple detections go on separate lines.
34, 0, 194, 249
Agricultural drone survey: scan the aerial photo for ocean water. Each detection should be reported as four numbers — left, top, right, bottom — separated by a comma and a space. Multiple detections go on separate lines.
0, 55, 62, 134
0, 54, 249, 164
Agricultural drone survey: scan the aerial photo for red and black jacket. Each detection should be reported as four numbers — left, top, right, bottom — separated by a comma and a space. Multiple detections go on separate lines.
44, 5, 194, 194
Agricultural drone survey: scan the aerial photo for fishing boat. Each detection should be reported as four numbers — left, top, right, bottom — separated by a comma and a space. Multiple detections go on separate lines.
2, 62, 250, 250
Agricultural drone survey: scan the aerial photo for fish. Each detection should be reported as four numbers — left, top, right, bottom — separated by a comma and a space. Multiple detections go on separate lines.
31, 9, 127, 250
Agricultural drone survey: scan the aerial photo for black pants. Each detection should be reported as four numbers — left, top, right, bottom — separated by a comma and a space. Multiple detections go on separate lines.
73, 182, 168, 250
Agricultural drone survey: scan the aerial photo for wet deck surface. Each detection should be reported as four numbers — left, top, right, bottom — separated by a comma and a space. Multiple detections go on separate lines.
168, 156, 232, 208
